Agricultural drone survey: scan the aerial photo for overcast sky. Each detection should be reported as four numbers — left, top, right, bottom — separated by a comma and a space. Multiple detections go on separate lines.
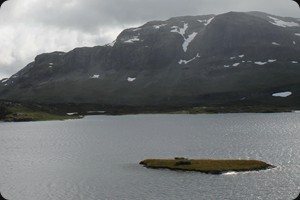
0, 0, 299, 79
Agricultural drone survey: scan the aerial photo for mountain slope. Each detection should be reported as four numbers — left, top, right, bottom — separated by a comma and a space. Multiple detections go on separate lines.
1, 11, 300, 107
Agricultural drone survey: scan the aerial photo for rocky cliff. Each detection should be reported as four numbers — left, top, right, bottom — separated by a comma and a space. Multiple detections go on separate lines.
1, 11, 300, 107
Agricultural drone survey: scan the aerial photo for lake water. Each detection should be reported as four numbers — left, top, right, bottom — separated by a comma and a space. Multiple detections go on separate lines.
1, 113, 300, 200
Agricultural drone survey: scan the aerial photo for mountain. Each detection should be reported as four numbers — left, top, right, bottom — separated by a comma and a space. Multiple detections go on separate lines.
1, 11, 300, 107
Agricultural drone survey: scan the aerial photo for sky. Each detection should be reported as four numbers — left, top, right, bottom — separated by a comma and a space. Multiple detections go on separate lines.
0, 0, 299, 79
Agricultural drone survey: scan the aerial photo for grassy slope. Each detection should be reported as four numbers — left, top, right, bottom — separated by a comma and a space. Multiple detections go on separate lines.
172, 105, 294, 114
0, 102, 80, 122
140, 159, 274, 174
0, 100, 297, 122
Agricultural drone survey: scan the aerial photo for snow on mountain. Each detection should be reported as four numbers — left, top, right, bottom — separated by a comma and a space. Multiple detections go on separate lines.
153, 24, 167, 29
254, 61, 268, 65
90, 74, 100, 79
171, 23, 198, 52
198, 17, 215, 26
272, 91, 292, 97
124, 36, 141, 43
0, 78, 8, 83
268, 16, 299, 27
171, 23, 188, 36
127, 77, 136, 82
182, 32, 198, 52
178, 53, 200, 64
272, 42, 280, 46
1, 11, 300, 107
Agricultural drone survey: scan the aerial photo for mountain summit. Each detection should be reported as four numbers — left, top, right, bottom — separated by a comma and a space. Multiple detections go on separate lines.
1, 11, 300, 107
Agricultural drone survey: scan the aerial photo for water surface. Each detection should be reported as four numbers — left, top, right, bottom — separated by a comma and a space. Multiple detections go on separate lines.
1, 113, 300, 200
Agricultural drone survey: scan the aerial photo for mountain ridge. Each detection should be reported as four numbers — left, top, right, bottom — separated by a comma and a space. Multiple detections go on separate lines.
1, 11, 300, 107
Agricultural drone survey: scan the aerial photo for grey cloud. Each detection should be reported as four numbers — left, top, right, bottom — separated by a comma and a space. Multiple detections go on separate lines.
6, 0, 300, 32
15, 0, 208, 32
0, 0, 299, 79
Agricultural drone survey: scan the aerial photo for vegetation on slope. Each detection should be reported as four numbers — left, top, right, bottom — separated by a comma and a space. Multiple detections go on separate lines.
0, 99, 298, 122
0, 101, 80, 122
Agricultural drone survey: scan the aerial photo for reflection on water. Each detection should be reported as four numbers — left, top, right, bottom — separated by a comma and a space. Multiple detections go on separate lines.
1, 113, 300, 200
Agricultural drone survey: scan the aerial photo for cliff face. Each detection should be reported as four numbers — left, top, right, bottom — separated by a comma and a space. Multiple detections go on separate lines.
1, 11, 300, 106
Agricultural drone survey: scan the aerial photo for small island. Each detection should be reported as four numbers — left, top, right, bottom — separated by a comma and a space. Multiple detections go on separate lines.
140, 158, 274, 174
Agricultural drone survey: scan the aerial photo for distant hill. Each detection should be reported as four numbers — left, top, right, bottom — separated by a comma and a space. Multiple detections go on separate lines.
1, 11, 300, 107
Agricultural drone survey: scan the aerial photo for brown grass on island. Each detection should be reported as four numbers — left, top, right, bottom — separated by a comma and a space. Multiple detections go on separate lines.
139, 158, 274, 174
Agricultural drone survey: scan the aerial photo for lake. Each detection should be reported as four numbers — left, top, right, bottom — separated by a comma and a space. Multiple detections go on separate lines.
1, 113, 300, 200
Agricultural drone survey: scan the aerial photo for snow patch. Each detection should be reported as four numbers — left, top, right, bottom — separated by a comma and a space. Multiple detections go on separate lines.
198, 17, 215, 26
124, 36, 140, 43
182, 32, 197, 52
272, 42, 280, 46
268, 59, 277, 63
90, 74, 100, 79
268, 16, 299, 27
272, 91, 292, 97
1, 78, 8, 83
292, 61, 298, 64
230, 55, 244, 59
232, 63, 240, 67
224, 65, 230, 68
293, 41, 296, 45
171, 23, 197, 52
295, 33, 300, 36
171, 23, 188, 37
153, 24, 167, 29
205, 17, 214, 26
127, 77, 136, 82
178, 53, 200, 64
254, 61, 268, 65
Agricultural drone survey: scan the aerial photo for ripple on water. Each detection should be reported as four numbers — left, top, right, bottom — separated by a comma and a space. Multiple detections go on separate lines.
0, 113, 300, 199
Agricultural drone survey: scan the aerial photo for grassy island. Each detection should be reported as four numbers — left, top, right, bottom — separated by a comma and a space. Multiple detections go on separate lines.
140, 158, 274, 174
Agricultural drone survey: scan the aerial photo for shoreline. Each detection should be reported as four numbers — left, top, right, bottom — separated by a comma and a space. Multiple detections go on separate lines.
0, 100, 298, 122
